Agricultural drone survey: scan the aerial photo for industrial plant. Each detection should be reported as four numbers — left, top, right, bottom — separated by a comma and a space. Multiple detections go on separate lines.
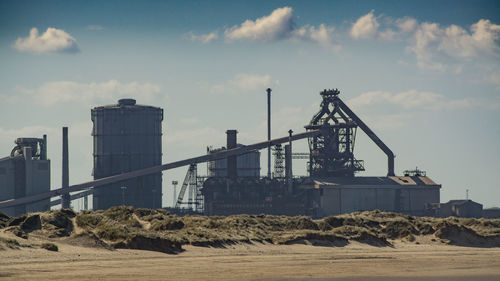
199, 89, 440, 217
0, 137, 50, 216
3, 87, 491, 218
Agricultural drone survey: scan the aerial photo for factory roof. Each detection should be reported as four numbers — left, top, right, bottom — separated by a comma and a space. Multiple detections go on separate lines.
0, 154, 23, 163
442, 199, 482, 207
310, 176, 440, 188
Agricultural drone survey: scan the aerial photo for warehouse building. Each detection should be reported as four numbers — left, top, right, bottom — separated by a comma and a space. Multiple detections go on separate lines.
309, 175, 441, 216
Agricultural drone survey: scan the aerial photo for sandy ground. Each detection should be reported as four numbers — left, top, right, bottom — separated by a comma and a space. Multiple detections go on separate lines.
1, 236, 500, 281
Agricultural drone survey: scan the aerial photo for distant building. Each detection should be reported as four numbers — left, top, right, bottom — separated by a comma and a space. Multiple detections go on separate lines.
311, 175, 441, 216
0, 137, 50, 216
207, 145, 260, 178
482, 207, 500, 218
437, 200, 483, 218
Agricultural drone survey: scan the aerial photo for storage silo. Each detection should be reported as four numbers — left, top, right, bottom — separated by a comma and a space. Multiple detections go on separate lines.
91, 99, 163, 210
207, 146, 261, 178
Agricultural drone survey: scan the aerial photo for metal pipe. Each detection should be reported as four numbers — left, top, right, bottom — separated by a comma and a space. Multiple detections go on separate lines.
336, 99, 395, 176
0, 129, 321, 209
61, 127, 70, 208
50, 188, 93, 207
267, 88, 272, 178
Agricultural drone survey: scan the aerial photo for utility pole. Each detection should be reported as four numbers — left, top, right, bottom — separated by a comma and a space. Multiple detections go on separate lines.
267, 88, 272, 178
121, 186, 127, 205
286, 130, 294, 193
172, 180, 178, 207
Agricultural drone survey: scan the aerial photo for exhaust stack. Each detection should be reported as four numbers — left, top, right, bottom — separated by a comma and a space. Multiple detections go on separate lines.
61, 127, 70, 209
267, 88, 272, 178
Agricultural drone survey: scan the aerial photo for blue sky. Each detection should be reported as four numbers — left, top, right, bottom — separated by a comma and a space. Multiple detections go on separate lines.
1, 0, 499, 209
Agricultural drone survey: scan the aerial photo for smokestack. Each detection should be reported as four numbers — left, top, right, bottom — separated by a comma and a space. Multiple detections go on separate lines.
226, 130, 238, 179
267, 88, 271, 178
61, 127, 70, 209
286, 130, 293, 193
41, 134, 47, 160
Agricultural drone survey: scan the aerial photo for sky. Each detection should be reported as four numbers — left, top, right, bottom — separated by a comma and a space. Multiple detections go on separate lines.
1, 0, 499, 210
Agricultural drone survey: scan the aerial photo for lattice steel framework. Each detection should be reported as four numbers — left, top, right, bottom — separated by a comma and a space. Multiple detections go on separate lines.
305, 89, 365, 177
272, 144, 285, 178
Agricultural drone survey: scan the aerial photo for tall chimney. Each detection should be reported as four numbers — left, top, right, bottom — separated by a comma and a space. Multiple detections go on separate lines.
286, 130, 293, 193
41, 134, 47, 160
226, 130, 238, 179
267, 88, 272, 178
61, 127, 70, 209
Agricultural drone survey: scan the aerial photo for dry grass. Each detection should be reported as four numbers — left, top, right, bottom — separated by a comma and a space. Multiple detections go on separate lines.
1, 207, 500, 253
0, 236, 21, 250
40, 242, 58, 251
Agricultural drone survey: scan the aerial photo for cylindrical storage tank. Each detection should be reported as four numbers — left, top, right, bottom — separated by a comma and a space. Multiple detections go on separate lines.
236, 149, 260, 178
91, 99, 163, 210
207, 145, 260, 178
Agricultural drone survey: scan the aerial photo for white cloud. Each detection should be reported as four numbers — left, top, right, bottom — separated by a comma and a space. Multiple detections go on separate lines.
396, 17, 417, 33
86, 25, 103, 31
347, 12, 499, 71
362, 114, 412, 131
224, 7, 337, 49
439, 19, 500, 58
185, 31, 218, 43
16, 80, 162, 106
210, 74, 278, 94
348, 90, 496, 111
225, 7, 294, 41
345, 90, 500, 131
409, 22, 446, 70
292, 24, 339, 50
409, 19, 500, 69
269, 104, 316, 133
350, 11, 411, 41
378, 29, 396, 40
14, 27, 79, 54
350, 10, 380, 39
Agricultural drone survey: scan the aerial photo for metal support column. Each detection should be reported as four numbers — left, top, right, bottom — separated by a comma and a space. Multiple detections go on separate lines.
287, 130, 293, 193
267, 88, 272, 178
61, 127, 70, 209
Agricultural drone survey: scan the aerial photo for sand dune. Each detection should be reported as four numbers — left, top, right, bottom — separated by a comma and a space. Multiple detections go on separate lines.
1, 207, 500, 280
